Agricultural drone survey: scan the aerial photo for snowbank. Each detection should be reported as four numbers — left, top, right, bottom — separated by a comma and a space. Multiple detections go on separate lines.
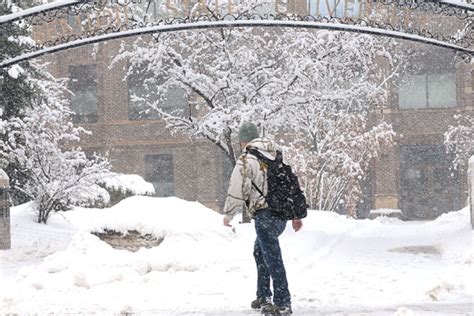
0, 198, 472, 314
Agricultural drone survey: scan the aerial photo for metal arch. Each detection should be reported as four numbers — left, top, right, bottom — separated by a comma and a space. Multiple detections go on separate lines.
1, 0, 473, 68
1, 0, 472, 25
0, 0, 84, 24
1, 18, 473, 69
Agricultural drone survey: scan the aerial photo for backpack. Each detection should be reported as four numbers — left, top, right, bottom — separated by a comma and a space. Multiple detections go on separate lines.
247, 148, 308, 220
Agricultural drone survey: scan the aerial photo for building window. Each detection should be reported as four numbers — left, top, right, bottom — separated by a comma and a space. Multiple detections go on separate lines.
127, 64, 188, 120
68, 64, 98, 123
145, 154, 175, 197
398, 73, 457, 109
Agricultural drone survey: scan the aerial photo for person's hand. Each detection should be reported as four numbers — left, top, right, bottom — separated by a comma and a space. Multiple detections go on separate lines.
223, 217, 232, 227
292, 219, 303, 232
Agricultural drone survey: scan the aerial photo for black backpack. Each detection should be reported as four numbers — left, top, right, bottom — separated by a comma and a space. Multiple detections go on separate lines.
247, 148, 308, 220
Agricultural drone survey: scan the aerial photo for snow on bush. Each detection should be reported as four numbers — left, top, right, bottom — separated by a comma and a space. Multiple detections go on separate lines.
0, 70, 112, 224
444, 114, 473, 170
100, 173, 155, 196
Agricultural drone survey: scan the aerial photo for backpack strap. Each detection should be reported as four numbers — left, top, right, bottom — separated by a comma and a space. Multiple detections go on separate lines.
252, 181, 265, 198
245, 148, 267, 199
246, 148, 282, 163
246, 148, 265, 161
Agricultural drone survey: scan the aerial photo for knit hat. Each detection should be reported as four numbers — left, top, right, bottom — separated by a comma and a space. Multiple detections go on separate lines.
238, 122, 259, 142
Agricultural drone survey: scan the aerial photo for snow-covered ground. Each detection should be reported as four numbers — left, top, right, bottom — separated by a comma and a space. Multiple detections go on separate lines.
0, 196, 472, 315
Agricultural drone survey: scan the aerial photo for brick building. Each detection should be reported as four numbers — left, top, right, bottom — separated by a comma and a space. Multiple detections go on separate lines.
45, 42, 233, 211
368, 46, 472, 219
31, 0, 470, 220
42, 38, 472, 220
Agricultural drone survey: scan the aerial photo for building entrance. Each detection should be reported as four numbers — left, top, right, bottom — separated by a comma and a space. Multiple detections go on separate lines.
400, 145, 463, 219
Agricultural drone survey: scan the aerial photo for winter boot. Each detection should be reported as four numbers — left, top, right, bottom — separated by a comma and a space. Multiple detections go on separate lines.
261, 304, 292, 315
251, 297, 272, 309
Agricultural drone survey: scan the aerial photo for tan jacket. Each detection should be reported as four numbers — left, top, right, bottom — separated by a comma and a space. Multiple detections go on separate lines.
223, 138, 280, 221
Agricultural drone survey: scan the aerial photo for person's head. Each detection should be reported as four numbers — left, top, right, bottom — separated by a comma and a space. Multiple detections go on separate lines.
238, 122, 259, 149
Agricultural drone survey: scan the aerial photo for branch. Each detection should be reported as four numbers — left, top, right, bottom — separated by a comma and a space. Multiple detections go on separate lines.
248, 80, 275, 103
165, 51, 215, 109
377, 62, 401, 90
210, 80, 230, 104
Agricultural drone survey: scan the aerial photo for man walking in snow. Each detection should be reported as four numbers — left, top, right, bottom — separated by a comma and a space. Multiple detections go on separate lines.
222, 122, 303, 315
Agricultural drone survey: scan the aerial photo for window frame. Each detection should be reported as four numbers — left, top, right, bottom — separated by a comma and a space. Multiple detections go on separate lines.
68, 64, 99, 123
398, 72, 457, 110
144, 154, 175, 197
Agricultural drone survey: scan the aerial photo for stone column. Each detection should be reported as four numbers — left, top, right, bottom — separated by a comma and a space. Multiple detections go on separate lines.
469, 156, 473, 229
0, 169, 10, 250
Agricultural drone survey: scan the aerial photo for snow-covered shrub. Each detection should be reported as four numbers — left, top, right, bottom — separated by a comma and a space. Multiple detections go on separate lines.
0, 1, 47, 203
0, 71, 112, 224
98, 173, 155, 206
444, 113, 473, 171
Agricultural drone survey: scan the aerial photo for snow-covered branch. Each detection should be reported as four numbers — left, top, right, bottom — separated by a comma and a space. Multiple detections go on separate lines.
445, 113, 474, 170
0, 67, 112, 223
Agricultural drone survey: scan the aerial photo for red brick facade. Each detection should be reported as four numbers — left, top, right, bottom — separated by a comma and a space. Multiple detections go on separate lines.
44, 37, 472, 219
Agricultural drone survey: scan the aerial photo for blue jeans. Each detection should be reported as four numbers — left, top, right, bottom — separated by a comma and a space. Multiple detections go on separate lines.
253, 209, 291, 307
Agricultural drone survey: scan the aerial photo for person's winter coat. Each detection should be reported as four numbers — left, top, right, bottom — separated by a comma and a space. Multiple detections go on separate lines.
223, 138, 280, 221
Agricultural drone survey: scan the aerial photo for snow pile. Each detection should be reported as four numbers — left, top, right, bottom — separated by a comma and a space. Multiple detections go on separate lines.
422, 208, 473, 302
100, 173, 155, 196
0, 197, 472, 314
0, 202, 76, 279
370, 208, 402, 215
